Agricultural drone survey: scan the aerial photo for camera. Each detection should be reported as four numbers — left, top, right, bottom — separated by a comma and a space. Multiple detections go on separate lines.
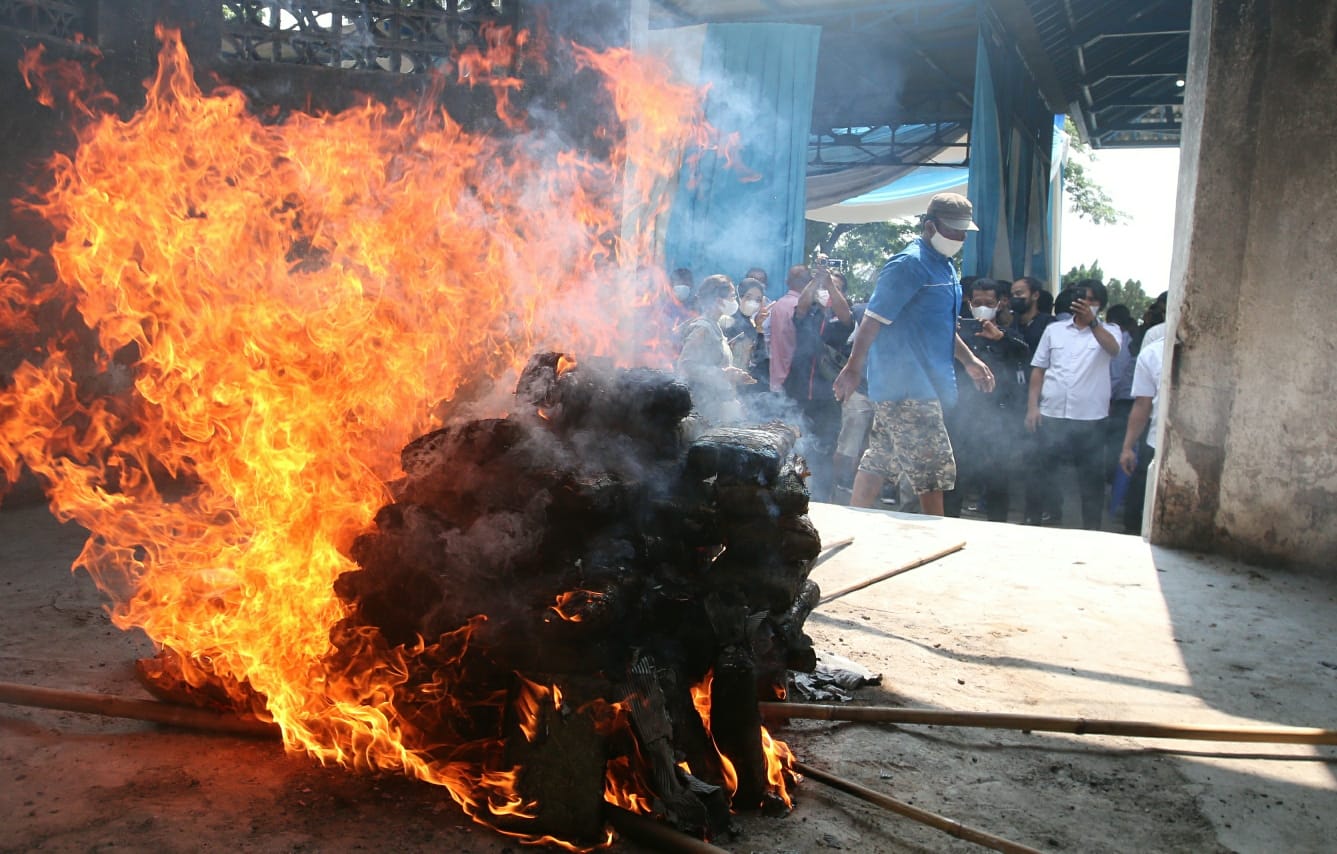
814, 257, 847, 272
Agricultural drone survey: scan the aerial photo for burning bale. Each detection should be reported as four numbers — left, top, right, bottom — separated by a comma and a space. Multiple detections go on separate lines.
314, 353, 819, 844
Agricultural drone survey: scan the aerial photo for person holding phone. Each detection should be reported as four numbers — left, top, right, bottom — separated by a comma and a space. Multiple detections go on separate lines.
1024, 278, 1121, 530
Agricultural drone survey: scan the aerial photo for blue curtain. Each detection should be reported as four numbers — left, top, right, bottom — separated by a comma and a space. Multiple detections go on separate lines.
663, 23, 820, 299
964, 9, 1054, 283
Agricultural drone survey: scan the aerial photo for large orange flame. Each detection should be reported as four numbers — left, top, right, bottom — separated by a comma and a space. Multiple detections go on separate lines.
690, 671, 796, 808
0, 24, 731, 848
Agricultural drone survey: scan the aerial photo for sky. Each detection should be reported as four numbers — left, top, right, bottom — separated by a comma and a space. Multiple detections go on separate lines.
1058, 146, 1182, 290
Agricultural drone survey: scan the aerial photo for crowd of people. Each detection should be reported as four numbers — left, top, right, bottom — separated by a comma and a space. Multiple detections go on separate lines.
664, 192, 1169, 534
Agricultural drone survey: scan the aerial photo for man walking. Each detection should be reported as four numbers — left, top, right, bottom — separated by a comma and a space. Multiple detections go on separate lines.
833, 193, 994, 517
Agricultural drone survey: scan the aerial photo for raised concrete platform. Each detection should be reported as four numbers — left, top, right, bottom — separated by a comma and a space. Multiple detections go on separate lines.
1, 501, 1333, 852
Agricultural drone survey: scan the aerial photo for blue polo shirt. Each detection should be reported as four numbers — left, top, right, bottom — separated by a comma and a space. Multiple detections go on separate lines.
863, 237, 961, 407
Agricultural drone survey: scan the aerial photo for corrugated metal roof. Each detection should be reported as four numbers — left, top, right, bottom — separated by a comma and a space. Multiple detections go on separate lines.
1024, 0, 1189, 147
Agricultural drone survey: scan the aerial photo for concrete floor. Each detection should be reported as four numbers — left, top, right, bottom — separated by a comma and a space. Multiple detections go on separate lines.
1, 500, 1333, 853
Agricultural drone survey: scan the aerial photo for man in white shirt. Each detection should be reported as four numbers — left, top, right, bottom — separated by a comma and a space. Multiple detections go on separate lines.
1025, 280, 1121, 530
1119, 321, 1167, 534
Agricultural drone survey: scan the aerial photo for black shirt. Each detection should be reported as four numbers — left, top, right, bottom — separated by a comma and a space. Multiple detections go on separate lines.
1012, 312, 1054, 358
955, 317, 1031, 412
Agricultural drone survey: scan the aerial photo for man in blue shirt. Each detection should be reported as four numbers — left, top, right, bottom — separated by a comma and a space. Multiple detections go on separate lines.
834, 194, 994, 516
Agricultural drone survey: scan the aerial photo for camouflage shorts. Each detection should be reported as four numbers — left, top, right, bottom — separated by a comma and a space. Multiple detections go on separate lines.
858, 399, 956, 494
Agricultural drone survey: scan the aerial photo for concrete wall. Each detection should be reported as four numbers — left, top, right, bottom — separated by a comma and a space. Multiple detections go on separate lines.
1152, 0, 1337, 569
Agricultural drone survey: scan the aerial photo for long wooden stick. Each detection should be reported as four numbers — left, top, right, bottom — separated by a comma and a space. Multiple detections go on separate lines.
604, 806, 730, 853
813, 537, 855, 567
816, 540, 966, 606
794, 760, 1042, 854
0, 682, 735, 850
0, 681, 279, 738
762, 702, 1337, 746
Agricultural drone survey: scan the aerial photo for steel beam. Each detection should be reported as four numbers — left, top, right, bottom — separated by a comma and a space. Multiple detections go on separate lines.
1097, 119, 1181, 133
984, 0, 1070, 111
1077, 11, 1191, 47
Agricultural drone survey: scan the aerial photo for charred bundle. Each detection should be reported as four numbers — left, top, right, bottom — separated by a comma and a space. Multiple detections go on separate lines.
334, 353, 821, 843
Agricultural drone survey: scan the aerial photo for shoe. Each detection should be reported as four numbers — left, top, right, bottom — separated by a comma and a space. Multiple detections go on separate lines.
1040, 512, 1062, 526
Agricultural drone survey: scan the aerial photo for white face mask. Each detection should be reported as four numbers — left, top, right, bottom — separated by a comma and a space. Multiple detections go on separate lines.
719, 298, 739, 321
1088, 304, 1102, 320
971, 304, 997, 322
740, 298, 761, 318
817, 289, 831, 307
930, 232, 965, 257
672, 284, 692, 301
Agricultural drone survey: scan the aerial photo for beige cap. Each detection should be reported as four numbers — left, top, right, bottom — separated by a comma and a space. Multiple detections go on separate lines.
926, 192, 979, 231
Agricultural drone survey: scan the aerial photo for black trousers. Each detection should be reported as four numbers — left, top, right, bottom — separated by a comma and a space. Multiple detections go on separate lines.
797, 396, 842, 502
1105, 399, 1135, 483
1038, 416, 1108, 530
1124, 438, 1155, 534
943, 404, 1019, 523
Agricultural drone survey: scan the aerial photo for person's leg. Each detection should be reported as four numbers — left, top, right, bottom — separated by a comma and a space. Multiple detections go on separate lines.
1105, 399, 1133, 484
850, 470, 884, 507
1020, 419, 1044, 523
941, 404, 967, 517
797, 398, 834, 502
1036, 416, 1067, 525
833, 392, 874, 502
983, 461, 1010, 523
918, 490, 945, 516
894, 399, 956, 518
1124, 435, 1154, 533
851, 401, 896, 509
816, 397, 845, 502
1074, 418, 1108, 530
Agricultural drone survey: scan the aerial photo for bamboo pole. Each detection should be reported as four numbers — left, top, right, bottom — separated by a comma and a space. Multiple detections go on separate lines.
604, 806, 731, 854
0, 681, 279, 738
0, 682, 733, 851
762, 702, 1337, 746
794, 760, 1042, 854
816, 540, 966, 606
813, 537, 855, 568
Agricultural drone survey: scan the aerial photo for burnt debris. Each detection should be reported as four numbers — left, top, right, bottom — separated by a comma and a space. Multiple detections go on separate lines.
339, 353, 821, 841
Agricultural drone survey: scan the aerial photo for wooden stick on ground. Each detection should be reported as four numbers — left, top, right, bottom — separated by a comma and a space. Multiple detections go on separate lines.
794, 759, 1042, 854
762, 702, 1337, 746
604, 806, 730, 853
816, 540, 966, 606
0, 681, 279, 738
0, 681, 732, 851
813, 537, 855, 567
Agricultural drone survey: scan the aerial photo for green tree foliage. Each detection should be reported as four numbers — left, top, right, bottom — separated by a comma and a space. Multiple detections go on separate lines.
1061, 261, 1151, 318
1063, 117, 1125, 225
803, 219, 919, 301
1104, 278, 1151, 319
1060, 261, 1104, 288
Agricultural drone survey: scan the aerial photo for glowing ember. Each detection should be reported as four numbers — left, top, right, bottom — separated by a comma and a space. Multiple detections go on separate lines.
549, 589, 607, 622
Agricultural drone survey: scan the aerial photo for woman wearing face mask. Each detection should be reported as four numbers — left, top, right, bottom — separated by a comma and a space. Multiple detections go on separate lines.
723, 277, 767, 387
676, 274, 754, 424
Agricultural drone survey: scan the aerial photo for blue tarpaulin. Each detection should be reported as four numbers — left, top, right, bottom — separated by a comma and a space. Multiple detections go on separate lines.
964, 5, 1055, 281
662, 23, 820, 299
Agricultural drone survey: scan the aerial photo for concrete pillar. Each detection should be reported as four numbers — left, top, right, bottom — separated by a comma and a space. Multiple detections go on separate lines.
1151, 0, 1337, 568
